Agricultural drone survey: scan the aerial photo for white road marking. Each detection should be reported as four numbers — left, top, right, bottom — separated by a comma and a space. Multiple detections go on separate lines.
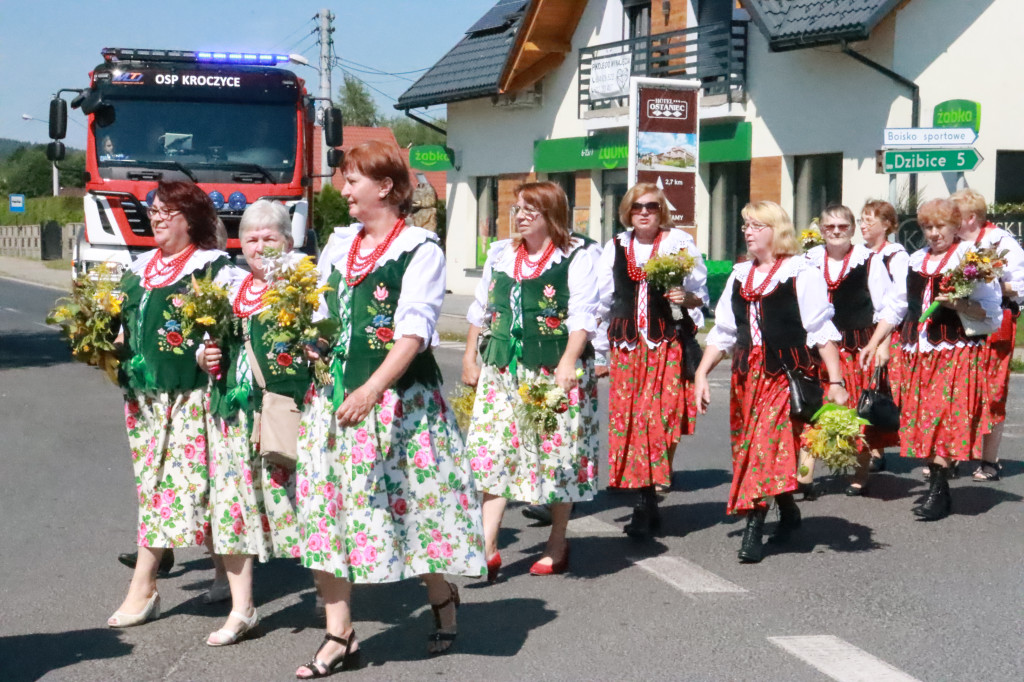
438, 340, 465, 349
768, 635, 922, 682
567, 515, 621, 535
636, 556, 747, 593
1, 306, 19, 313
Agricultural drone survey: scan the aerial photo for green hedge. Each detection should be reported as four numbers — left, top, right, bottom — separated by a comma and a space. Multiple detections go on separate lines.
0, 196, 84, 226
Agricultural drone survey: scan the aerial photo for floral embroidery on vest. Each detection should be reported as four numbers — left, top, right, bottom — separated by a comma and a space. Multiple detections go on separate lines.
535, 283, 567, 336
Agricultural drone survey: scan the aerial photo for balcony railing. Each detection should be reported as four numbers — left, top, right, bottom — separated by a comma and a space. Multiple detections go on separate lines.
578, 20, 748, 114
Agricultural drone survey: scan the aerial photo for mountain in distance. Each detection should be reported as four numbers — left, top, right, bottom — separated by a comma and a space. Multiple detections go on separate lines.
0, 137, 83, 162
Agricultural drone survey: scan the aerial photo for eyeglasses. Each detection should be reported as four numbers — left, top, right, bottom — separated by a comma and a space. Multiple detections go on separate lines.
821, 222, 852, 232
147, 206, 182, 220
510, 205, 541, 221
741, 220, 771, 233
630, 201, 660, 214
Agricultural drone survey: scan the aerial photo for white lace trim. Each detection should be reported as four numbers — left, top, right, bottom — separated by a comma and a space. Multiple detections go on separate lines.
128, 248, 229, 283
804, 243, 872, 271
487, 237, 587, 277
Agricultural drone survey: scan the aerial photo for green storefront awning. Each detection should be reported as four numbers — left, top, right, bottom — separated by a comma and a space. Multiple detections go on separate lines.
534, 123, 752, 173
699, 121, 752, 164
534, 133, 628, 172
409, 145, 455, 171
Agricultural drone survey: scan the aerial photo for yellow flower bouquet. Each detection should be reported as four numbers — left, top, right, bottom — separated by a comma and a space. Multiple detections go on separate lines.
800, 220, 825, 252
801, 404, 869, 474
514, 378, 568, 441
448, 384, 477, 433
46, 262, 124, 383
179, 272, 234, 375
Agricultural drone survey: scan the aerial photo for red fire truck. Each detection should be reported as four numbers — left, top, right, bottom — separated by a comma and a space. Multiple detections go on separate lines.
46, 47, 342, 278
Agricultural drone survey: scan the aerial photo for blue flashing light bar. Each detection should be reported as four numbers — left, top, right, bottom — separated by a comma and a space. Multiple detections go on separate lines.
102, 47, 290, 65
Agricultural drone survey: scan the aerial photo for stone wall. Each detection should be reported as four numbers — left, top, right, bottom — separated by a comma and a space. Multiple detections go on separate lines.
0, 223, 81, 259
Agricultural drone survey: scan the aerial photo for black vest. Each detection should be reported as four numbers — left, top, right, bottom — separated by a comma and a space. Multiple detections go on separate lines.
900, 270, 984, 345
608, 238, 696, 345
731, 271, 818, 377
829, 259, 875, 351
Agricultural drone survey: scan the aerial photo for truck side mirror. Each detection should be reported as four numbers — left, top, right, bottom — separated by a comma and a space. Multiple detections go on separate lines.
49, 97, 68, 140
327, 148, 344, 168
77, 89, 116, 128
324, 107, 343, 148
46, 141, 66, 162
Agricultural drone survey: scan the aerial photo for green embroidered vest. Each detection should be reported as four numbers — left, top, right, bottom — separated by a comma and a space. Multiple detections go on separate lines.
326, 243, 441, 393
482, 248, 576, 370
208, 314, 312, 419
119, 256, 232, 394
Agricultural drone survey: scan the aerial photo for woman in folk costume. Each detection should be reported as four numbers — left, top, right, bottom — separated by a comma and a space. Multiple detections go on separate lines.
803, 204, 903, 496
857, 200, 909, 474
108, 180, 232, 627
950, 189, 1024, 482
462, 181, 600, 580
693, 201, 848, 564
196, 200, 304, 646
596, 182, 707, 538
861, 198, 1001, 520
295, 141, 485, 677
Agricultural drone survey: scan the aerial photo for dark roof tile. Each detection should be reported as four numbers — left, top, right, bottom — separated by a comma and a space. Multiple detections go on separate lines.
744, 0, 904, 50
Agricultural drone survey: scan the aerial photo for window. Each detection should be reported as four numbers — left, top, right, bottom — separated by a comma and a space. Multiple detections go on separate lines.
475, 176, 498, 268
793, 153, 842, 230
624, 0, 650, 38
547, 172, 577, 209
601, 169, 629, 243
995, 151, 1024, 204
708, 160, 750, 261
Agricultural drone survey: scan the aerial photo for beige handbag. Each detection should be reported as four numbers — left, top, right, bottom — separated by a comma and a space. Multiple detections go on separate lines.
246, 339, 300, 468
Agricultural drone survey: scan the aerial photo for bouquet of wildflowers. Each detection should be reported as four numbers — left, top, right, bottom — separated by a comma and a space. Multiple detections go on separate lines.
800, 404, 869, 474
800, 219, 824, 251
46, 262, 124, 383
643, 250, 696, 291
258, 250, 337, 377
179, 271, 234, 374
920, 245, 1008, 322
515, 377, 568, 441
448, 384, 477, 433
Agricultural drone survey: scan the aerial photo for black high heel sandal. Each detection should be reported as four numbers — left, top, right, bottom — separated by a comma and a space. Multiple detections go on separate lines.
428, 583, 460, 657
296, 631, 362, 679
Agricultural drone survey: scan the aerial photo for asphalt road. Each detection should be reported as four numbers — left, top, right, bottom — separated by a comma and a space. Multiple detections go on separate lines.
1, 278, 1022, 681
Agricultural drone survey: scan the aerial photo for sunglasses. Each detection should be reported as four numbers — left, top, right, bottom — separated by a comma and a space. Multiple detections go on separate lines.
630, 202, 660, 214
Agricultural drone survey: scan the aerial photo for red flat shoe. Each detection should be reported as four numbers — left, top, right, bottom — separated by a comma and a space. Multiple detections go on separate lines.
486, 551, 501, 583
529, 544, 570, 576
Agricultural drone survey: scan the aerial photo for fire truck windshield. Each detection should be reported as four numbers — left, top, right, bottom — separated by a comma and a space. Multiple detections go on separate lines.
95, 99, 297, 184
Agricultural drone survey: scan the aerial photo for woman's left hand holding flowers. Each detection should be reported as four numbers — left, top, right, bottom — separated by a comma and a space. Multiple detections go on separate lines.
827, 382, 849, 407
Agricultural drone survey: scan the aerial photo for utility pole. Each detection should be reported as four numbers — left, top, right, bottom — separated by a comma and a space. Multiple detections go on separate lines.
318, 8, 334, 190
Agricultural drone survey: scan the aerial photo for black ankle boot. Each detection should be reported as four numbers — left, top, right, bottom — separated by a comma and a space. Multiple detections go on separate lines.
769, 493, 801, 543
624, 487, 660, 539
738, 507, 768, 563
914, 464, 951, 521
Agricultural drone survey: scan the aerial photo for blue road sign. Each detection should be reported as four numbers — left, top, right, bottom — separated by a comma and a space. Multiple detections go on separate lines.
9, 194, 26, 213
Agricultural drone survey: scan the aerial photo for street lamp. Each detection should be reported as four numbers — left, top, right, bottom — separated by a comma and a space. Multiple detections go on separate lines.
21, 113, 60, 197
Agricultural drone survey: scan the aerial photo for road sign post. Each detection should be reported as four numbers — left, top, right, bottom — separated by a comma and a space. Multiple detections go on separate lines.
882, 148, 982, 174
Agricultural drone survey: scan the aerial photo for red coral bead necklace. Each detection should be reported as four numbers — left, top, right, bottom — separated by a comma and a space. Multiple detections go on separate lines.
921, 239, 959, 278
514, 239, 557, 281
626, 229, 664, 282
233, 274, 266, 319
823, 246, 854, 290
346, 218, 406, 287
741, 257, 786, 301
143, 244, 196, 290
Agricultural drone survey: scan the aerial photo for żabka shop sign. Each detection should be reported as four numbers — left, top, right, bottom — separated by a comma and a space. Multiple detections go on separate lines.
628, 78, 700, 228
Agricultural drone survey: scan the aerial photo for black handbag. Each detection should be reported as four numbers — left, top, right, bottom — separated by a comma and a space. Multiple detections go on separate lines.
756, 307, 823, 422
857, 365, 900, 432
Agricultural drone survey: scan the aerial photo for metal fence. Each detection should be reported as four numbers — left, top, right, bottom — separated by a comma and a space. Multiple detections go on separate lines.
578, 20, 748, 113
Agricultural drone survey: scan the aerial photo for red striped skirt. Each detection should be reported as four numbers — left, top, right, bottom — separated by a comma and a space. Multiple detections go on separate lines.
897, 344, 990, 461
984, 310, 1016, 424
607, 339, 696, 489
727, 346, 802, 514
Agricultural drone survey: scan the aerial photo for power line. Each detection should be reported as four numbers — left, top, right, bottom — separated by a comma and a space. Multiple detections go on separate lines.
335, 65, 444, 125
271, 19, 318, 53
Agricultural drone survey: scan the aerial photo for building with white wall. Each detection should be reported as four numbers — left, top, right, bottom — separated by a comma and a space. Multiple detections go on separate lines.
398, 0, 1024, 297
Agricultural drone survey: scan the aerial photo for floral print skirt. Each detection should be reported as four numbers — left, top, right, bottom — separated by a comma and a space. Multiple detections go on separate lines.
206, 409, 300, 561
466, 362, 599, 504
898, 345, 990, 461
296, 382, 486, 583
727, 347, 803, 514
125, 390, 210, 548
608, 340, 696, 489
984, 310, 1016, 424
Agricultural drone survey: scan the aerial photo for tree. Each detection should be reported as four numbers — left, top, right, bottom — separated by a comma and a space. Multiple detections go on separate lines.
386, 115, 446, 147
312, 184, 350, 248
337, 75, 379, 127
2, 146, 54, 197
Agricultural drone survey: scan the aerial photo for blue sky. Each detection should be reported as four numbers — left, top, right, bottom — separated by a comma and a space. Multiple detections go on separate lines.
0, 0, 494, 148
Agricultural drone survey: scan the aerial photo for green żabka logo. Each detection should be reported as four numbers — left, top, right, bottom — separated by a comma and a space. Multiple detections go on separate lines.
599, 144, 627, 169
414, 149, 449, 167
933, 99, 981, 133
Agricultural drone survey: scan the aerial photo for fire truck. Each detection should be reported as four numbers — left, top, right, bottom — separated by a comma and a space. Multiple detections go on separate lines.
45, 47, 343, 278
